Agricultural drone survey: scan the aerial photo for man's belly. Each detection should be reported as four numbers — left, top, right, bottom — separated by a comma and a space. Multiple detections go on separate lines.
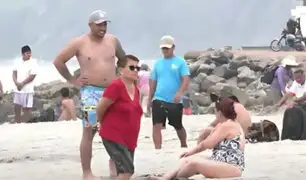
80, 68, 116, 87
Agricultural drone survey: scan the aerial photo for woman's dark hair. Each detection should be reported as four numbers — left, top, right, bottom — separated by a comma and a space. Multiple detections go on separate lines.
215, 98, 237, 120
116, 54, 140, 68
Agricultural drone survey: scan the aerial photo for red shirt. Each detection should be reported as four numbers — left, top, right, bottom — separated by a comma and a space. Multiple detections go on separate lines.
99, 78, 143, 150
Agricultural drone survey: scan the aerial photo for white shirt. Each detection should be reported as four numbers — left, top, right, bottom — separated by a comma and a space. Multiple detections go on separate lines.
13, 58, 39, 93
288, 80, 306, 98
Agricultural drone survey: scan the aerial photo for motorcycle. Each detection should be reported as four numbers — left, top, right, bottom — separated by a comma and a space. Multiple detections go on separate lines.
270, 29, 305, 52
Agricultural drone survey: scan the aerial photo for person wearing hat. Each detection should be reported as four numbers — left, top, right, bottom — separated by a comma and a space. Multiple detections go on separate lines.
270, 55, 298, 104
53, 10, 126, 180
276, 69, 306, 140
148, 35, 190, 149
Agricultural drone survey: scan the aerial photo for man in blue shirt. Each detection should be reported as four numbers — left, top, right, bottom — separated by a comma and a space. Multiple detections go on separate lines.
148, 35, 190, 149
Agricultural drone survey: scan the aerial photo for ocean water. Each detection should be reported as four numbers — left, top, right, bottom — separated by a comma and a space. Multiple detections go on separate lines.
0, 58, 155, 92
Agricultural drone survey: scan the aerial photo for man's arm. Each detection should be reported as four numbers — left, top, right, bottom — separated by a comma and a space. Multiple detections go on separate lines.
277, 81, 297, 106
20, 61, 39, 86
148, 79, 157, 103
115, 37, 126, 62
53, 38, 80, 82
20, 75, 36, 85
148, 64, 158, 103
177, 60, 190, 94
13, 69, 18, 85
295, 93, 306, 103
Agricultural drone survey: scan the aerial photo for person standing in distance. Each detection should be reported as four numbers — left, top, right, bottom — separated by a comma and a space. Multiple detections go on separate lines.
12, 45, 39, 123
148, 35, 190, 149
53, 10, 125, 180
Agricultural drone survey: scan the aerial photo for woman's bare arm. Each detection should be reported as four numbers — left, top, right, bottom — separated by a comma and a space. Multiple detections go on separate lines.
188, 124, 229, 155
96, 97, 114, 123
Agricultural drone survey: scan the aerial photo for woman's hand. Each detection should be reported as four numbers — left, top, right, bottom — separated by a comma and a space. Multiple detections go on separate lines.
180, 151, 192, 159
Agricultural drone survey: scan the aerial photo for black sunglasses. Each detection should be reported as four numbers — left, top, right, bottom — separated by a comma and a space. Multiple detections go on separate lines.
128, 65, 140, 71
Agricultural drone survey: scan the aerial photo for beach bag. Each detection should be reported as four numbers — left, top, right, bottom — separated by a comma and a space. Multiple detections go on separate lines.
246, 120, 280, 143
260, 65, 279, 84
281, 104, 306, 140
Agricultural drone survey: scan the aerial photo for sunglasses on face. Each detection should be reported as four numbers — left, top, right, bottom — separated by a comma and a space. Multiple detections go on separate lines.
128, 65, 140, 71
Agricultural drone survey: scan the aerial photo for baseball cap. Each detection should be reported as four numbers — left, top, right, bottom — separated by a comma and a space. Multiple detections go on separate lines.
88, 10, 111, 24
160, 35, 175, 49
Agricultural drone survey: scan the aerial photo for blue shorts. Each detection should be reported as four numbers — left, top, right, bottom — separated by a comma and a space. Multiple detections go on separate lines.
80, 85, 105, 128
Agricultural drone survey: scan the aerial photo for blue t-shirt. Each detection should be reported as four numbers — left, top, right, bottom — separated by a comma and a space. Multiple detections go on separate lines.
150, 56, 190, 103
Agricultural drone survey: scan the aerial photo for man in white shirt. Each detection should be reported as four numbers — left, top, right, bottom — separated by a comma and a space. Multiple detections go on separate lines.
276, 69, 306, 140
12, 45, 39, 123
277, 69, 306, 107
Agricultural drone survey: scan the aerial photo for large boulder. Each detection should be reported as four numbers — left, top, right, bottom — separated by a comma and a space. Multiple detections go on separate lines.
185, 47, 295, 114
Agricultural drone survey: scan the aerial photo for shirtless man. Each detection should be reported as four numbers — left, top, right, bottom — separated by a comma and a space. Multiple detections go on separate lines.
58, 87, 77, 121
197, 94, 251, 144
53, 10, 125, 180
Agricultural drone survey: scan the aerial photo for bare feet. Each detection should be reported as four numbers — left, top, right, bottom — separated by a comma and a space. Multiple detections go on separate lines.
83, 173, 100, 180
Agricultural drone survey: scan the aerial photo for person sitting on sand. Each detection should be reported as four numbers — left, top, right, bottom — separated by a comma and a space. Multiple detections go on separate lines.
97, 55, 143, 180
151, 98, 245, 179
276, 69, 306, 140
197, 93, 251, 144
58, 87, 77, 121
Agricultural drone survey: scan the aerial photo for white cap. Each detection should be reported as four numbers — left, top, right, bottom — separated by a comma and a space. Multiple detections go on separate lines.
160, 35, 175, 49
281, 55, 299, 67
88, 10, 111, 24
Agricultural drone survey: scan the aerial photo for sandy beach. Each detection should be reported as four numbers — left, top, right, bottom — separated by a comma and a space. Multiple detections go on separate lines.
0, 113, 305, 180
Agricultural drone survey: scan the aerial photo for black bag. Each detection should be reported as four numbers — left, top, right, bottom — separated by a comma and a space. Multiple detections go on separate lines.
281, 104, 306, 140
260, 65, 279, 84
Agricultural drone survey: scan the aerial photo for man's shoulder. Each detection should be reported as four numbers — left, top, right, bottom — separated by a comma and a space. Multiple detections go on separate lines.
173, 56, 185, 61
105, 34, 117, 39
70, 35, 87, 47
172, 56, 187, 65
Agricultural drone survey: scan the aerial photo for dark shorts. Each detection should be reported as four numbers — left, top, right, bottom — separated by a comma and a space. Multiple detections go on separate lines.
102, 139, 135, 174
152, 99, 183, 129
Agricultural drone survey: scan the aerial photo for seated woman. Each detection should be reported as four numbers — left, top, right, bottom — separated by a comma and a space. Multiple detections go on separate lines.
151, 98, 245, 179
197, 93, 251, 144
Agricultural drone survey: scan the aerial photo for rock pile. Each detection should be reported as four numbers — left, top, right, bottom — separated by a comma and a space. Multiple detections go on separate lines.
186, 48, 285, 114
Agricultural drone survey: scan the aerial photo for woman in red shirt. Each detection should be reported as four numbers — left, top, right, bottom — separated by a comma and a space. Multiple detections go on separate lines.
97, 54, 143, 180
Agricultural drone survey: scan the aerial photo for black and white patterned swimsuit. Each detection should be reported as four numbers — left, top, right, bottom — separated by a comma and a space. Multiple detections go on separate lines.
211, 135, 245, 171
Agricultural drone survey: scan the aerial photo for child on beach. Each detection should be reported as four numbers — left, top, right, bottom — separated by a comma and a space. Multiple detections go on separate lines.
58, 87, 77, 121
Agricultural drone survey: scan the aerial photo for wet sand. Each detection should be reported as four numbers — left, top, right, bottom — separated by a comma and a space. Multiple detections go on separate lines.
0, 113, 306, 180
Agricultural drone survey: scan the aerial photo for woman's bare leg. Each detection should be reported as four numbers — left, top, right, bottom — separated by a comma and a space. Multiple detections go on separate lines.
177, 158, 241, 179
